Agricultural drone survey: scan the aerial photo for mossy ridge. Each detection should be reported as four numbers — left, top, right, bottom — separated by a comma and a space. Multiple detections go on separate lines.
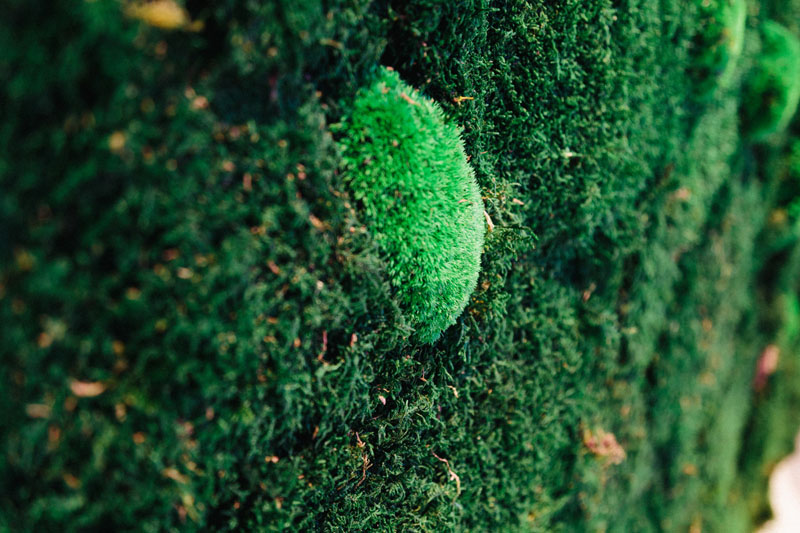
337, 68, 485, 343
742, 20, 800, 140
693, 0, 748, 95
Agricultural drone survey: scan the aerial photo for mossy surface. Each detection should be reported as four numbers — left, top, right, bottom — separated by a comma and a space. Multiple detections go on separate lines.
337, 68, 485, 343
742, 20, 800, 140
692, 0, 748, 94
2, 0, 800, 531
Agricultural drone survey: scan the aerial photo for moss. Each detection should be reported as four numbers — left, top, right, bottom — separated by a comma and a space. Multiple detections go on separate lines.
742, 21, 800, 140
337, 68, 485, 343
693, 0, 748, 94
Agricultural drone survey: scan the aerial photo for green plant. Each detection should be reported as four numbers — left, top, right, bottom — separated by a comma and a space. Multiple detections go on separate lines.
337, 68, 485, 343
742, 20, 800, 140
693, 0, 748, 93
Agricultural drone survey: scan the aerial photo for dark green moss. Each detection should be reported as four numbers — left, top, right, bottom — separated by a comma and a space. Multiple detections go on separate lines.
1, 0, 799, 531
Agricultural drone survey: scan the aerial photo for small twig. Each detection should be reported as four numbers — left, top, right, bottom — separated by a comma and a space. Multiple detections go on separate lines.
316, 330, 329, 364
484, 210, 495, 232
399, 93, 418, 106
432, 451, 461, 496
355, 454, 371, 487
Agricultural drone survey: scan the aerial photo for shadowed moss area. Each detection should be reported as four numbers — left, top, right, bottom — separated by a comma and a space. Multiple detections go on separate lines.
2, 0, 800, 531
337, 68, 485, 343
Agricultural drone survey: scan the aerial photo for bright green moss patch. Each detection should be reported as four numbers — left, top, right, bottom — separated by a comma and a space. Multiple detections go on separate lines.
742, 21, 800, 140
337, 68, 485, 343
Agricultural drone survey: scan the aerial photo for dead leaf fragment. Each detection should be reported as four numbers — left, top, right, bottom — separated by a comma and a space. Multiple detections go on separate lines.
583, 427, 626, 465
162, 467, 189, 484
484, 210, 495, 232
69, 380, 107, 398
125, 0, 203, 31
26, 403, 52, 419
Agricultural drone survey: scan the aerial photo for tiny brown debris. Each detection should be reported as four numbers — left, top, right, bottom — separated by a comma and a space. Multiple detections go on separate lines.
126, 287, 142, 300
14, 249, 34, 271
484, 210, 495, 232
511, 198, 525, 206
163, 248, 180, 261
309, 214, 325, 230
378, 395, 387, 405
69, 380, 107, 398
125, 0, 203, 31
37, 332, 53, 348
673, 187, 691, 202
63, 473, 81, 489
399, 92, 418, 106
582, 283, 597, 302
452, 96, 474, 105
754, 344, 780, 392
432, 451, 462, 496
26, 403, 51, 419
355, 454, 372, 487
64, 396, 78, 412
191, 96, 209, 110
317, 330, 329, 364
583, 428, 626, 465
109, 131, 126, 153
319, 38, 344, 49
267, 261, 280, 275
162, 467, 189, 484
242, 173, 253, 191
133, 432, 146, 444
349, 333, 358, 347
112, 340, 125, 356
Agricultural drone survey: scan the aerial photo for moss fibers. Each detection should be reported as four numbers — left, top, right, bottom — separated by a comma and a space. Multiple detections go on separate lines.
742, 20, 800, 140
337, 68, 485, 343
693, 0, 748, 94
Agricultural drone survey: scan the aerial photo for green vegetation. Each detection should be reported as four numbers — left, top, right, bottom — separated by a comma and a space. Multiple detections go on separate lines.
337, 68, 485, 343
693, 0, 748, 93
2, 0, 800, 531
741, 20, 800, 140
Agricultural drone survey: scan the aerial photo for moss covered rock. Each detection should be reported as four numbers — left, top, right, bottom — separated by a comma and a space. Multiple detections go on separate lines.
337, 68, 485, 343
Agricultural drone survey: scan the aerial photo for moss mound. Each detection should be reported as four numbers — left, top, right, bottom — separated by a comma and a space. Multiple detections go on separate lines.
742, 20, 800, 140
337, 68, 485, 343
694, 0, 748, 93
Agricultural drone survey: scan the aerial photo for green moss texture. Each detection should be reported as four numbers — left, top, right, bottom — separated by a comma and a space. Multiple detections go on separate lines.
692, 0, 748, 94
338, 68, 485, 343
742, 20, 800, 140
2, 0, 800, 532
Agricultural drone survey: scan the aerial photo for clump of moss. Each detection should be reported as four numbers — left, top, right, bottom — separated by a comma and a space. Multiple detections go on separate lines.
337, 67, 485, 343
741, 21, 800, 141
693, 0, 747, 94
